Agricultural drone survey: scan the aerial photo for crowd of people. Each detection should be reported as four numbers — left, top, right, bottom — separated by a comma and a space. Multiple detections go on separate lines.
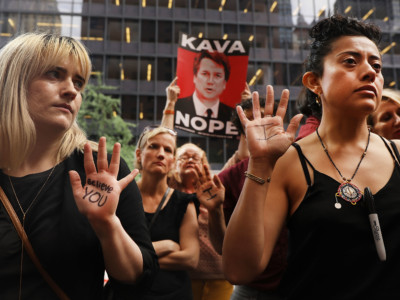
2, 13, 400, 300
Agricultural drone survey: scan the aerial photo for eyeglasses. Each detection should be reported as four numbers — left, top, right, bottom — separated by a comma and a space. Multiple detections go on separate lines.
178, 156, 202, 163
137, 125, 177, 148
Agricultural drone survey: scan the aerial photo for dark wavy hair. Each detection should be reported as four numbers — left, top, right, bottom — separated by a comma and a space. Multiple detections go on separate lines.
232, 98, 266, 135
298, 14, 382, 119
193, 50, 231, 81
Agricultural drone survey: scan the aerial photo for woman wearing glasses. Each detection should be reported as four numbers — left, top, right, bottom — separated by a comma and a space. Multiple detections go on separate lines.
135, 126, 200, 300
162, 80, 232, 300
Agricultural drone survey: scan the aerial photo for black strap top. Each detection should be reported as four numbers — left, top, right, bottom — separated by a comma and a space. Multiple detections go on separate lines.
279, 138, 400, 300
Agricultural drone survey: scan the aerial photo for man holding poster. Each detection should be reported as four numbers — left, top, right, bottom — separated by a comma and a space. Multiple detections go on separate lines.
174, 33, 249, 138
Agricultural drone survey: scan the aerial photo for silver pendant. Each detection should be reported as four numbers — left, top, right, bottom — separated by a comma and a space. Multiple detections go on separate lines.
337, 181, 362, 205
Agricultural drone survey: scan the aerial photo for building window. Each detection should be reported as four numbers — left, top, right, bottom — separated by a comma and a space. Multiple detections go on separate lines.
107, 56, 122, 80
157, 57, 172, 81
107, 18, 122, 41
141, 20, 155, 42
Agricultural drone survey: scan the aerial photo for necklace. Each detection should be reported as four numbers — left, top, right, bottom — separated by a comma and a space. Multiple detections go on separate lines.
316, 128, 370, 209
7, 165, 56, 300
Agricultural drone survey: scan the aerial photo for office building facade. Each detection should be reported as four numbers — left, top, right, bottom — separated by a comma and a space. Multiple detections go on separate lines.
0, 0, 398, 168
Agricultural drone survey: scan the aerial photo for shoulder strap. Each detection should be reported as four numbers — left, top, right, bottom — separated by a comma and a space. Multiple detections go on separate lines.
389, 140, 400, 166
0, 187, 70, 300
378, 136, 400, 166
292, 143, 313, 186
149, 187, 171, 231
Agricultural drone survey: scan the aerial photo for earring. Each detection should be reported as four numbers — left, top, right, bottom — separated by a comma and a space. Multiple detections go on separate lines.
315, 94, 321, 106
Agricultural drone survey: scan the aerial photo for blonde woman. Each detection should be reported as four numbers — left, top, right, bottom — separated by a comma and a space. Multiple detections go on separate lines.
368, 89, 400, 139
135, 126, 200, 299
171, 143, 233, 300
0, 33, 157, 299
162, 81, 233, 300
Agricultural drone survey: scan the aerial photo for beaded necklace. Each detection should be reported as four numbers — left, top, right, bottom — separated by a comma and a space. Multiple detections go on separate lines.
8, 165, 56, 300
316, 128, 370, 209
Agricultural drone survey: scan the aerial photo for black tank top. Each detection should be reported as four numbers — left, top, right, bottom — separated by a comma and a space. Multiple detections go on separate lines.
279, 138, 400, 299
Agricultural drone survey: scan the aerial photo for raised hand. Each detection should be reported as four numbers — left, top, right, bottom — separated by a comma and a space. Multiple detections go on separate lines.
194, 164, 225, 212
69, 137, 139, 225
237, 85, 303, 163
166, 76, 180, 104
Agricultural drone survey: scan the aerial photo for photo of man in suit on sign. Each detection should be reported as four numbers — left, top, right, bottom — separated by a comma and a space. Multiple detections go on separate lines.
176, 50, 233, 121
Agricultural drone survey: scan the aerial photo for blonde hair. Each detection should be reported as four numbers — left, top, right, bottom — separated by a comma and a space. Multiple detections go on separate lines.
368, 89, 400, 126
134, 126, 177, 170
0, 32, 92, 170
382, 89, 400, 106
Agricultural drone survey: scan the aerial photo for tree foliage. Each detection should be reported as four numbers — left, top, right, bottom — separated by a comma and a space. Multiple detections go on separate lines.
77, 77, 136, 169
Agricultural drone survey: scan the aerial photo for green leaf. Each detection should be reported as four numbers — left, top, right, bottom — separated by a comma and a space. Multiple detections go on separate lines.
77, 76, 136, 169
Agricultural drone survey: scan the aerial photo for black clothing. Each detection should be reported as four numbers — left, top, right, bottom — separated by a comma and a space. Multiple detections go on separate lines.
175, 96, 233, 121
279, 140, 400, 299
0, 150, 158, 300
143, 189, 196, 300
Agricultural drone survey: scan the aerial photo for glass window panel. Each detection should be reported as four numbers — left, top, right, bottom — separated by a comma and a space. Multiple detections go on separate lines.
140, 57, 155, 81
108, 0, 119, 6
374, 0, 389, 21
158, 0, 169, 7
156, 96, 166, 120
223, 24, 238, 40
259, 63, 273, 86
192, 0, 205, 9
273, 63, 288, 86
125, 20, 139, 43
107, 56, 121, 80
239, 25, 254, 43
292, 26, 309, 50
359, 0, 375, 21
143, 0, 156, 6
272, 27, 292, 49
141, 20, 155, 42
239, 0, 252, 12
175, 0, 188, 8
208, 138, 224, 164
192, 22, 205, 37
20, 14, 61, 34
207, 0, 219, 10
254, 0, 267, 13
139, 95, 155, 121
383, 68, 395, 89
125, 0, 139, 5
90, 17, 105, 39
121, 95, 137, 120
157, 57, 172, 81
255, 26, 268, 48
224, 0, 236, 11
91, 55, 104, 78
173, 0, 189, 8
123, 57, 138, 80
174, 22, 189, 43
0, 14, 17, 36
289, 63, 303, 86
314, 0, 332, 21
158, 21, 172, 43
207, 23, 221, 39
81, 17, 89, 38
107, 18, 122, 41
246, 62, 256, 83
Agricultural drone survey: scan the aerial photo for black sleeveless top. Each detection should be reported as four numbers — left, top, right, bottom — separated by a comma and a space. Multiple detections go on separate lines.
279, 138, 400, 300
